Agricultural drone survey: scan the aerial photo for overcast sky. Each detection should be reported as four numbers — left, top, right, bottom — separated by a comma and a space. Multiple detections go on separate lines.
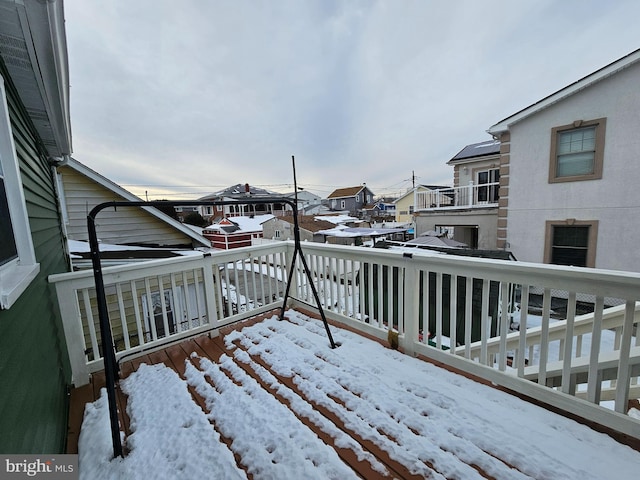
64, 0, 640, 200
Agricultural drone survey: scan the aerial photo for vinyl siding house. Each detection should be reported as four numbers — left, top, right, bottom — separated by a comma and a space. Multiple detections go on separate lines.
394, 185, 450, 224
262, 215, 336, 242
488, 48, 640, 272
56, 157, 210, 265
325, 184, 374, 217
414, 141, 501, 249
0, 0, 73, 453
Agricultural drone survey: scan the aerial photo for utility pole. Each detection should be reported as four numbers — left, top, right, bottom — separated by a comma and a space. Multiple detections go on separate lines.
412, 170, 415, 189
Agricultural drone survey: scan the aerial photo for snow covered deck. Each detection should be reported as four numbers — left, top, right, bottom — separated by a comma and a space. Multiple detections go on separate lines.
69, 310, 640, 479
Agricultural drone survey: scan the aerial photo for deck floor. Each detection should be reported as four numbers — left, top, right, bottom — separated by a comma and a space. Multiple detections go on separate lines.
68, 311, 640, 479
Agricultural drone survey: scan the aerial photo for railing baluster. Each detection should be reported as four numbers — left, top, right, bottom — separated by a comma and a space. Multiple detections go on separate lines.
480, 279, 490, 365
144, 277, 158, 341
517, 285, 529, 377
538, 288, 552, 386
435, 272, 442, 350
82, 288, 100, 361
464, 276, 472, 359
614, 301, 636, 413
587, 296, 605, 404
157, 275, 170, 339
115, 283, 130, 351
449, 274, 457, 353
561, 292, 577, 395
130, 280, 145, 348
498, 282, 509, 371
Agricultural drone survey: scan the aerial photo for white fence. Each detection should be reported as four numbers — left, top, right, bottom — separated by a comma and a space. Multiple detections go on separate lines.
415, 181, 499, 211
50, 241, 640, 439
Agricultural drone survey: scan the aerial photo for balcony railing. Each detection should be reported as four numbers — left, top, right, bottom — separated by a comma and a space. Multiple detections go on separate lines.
49, 241, 640, 440
415, 181, 499, 211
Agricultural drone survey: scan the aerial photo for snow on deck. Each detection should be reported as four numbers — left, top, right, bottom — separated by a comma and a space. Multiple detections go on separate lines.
78, 311, 640, 479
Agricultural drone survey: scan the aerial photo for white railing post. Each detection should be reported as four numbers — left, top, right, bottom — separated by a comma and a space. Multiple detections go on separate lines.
401, 258, 419, 356
202, 260, 218, 334
285, 241, 299, 306
468, 181, 474, 207
53, 279, 90, 386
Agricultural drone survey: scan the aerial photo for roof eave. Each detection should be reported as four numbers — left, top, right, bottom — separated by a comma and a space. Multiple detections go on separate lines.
6, 0, 73, 157
487, 48, 640, 135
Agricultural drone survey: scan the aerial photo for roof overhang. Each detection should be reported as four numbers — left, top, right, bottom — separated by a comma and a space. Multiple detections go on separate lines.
0, 0, 72, 157
488, 48, 640, 136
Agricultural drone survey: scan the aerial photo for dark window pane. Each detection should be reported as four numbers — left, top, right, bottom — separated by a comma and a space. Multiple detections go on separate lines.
553, 226, 589, 247
0, 178, 18, 266
551, 226, 590, 267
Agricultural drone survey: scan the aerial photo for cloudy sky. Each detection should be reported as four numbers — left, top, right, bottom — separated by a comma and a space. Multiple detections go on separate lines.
64, 0, 640, 200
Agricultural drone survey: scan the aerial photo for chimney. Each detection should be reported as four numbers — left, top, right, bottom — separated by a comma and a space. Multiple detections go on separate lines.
245, 183, 250, 195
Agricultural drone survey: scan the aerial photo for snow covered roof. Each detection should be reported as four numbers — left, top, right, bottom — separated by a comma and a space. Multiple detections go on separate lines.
318, 227, 408, 238
205, 214, 274, 234
449, 140, 501, 163
314, 214, 360, 225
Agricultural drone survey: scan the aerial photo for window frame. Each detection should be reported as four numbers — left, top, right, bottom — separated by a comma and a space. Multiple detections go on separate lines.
544, 219, 598, 268
549, 118, 606, 183
0, 74, 40, 309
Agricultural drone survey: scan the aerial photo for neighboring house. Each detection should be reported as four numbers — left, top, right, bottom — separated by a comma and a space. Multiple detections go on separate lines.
203, 214, 274, 249
394, 185, 449, 224
0, 0, 73, 453
191, 184, 289, 222
284, 189, 322, 211
262, 215, 336, 242
488, 48, 640, 272
413, 142, 501, 249
56, 157, 210, 265
325, 184, 375, 217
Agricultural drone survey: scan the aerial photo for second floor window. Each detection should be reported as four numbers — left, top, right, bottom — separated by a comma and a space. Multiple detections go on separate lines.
477, 168, 500, 202
549, 118, 606, 183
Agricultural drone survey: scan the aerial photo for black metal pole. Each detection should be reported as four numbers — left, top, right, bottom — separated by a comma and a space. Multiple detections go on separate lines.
87, 214, 123, 458
87, 197, 339, 458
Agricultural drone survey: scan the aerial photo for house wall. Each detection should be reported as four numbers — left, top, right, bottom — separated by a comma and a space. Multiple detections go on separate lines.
59, 167, 194, 247
504, 61, 640, 272
452, 155, 501, 188
414, 209, 498, 250
263, 218, 318, 243
0, 67, 71, 453
395, 190, 417, 224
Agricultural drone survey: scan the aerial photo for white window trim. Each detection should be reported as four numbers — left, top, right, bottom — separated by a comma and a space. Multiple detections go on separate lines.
0, 75, 39, 309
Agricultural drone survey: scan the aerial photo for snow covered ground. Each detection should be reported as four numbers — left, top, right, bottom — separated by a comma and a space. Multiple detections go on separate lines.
78, 311, 640, 479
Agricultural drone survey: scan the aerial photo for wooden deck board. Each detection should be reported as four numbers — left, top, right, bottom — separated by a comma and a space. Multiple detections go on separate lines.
66, 312, 639, 477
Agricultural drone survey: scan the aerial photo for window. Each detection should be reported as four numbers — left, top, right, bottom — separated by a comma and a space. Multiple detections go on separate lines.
544, 220, 598, 268
355, 194, 360, 202
549, 118, 606, 183
274, 229, 281, 238
477, 168, 499, 202
366, 195, 371, 203
409, 205, 414, 214
340, 200, 346, 209
0, 75, 39, 309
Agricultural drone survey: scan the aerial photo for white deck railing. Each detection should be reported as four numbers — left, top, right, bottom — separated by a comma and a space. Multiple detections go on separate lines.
49, 241, 640, 440
415, 181, 499, 211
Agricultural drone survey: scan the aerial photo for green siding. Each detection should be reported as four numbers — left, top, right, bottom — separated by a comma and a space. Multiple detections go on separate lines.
0, 61, 72, 453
